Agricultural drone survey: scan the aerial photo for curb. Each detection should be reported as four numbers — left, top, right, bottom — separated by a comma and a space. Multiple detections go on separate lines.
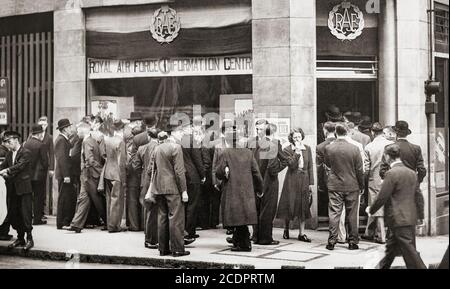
0, 246, 255, 269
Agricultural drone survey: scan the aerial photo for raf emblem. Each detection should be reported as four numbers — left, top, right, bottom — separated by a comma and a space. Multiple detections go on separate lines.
328, 1, 365, 41
150, 5, 181, 44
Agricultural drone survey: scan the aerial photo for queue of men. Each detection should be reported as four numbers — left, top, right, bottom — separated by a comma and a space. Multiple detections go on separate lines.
0, 108, 430, 267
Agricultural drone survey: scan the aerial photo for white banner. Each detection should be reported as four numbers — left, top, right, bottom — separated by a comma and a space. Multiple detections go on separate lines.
88, 55, 252, 79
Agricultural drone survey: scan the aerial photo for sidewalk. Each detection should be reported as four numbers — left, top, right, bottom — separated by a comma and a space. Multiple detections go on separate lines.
0, 217, 447, 269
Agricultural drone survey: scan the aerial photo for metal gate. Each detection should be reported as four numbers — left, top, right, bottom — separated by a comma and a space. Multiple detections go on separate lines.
0, 32, 54, 139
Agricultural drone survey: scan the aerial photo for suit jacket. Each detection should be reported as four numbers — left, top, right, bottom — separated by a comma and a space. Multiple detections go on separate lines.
0, 146, 33, 195
324, 138, 365, 192
153, 139, 187, 195
125, 127, 145, 171
0, 144, 8, 166
133, 140, 158, 202
370, 162, 419, 227
81, 135, 104, 179
180, 135, 205, 184
130, 131, 149, 170
103, 135, 127, 183
43, 132, 54, 170
54, 134, 73, 181
380, 139, 427, 184
316, 137, 336, 190
23, 137, 49, 181
70, 135, 83, 178
349, 129, 371, 148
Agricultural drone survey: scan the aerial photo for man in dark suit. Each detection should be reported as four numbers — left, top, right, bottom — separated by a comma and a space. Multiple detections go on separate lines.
0, 133, 13, 241
23, 125, 49, 225
69, 123, 106, 233
37, 116, 54, 219
127, 115, 157, 231
380, 121, 426, 221
133, 128, 159, 249
316, 122, 336, 217
324, 123, 365, 251
152, 128, 194, 257
54, 118, 77, 229
0, 131, 34, 251
369, 144, 427, 269
180, 124, 205, 240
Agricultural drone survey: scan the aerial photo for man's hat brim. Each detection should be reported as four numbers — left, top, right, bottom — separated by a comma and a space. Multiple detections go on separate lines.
56, 123, 72, 130
393, 127, 412, 135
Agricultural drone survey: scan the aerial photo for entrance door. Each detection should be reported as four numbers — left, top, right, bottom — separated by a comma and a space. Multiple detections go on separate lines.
317, 80, 378, 222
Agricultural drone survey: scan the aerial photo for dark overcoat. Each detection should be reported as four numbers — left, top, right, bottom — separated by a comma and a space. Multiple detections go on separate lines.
215, 148, 263, 227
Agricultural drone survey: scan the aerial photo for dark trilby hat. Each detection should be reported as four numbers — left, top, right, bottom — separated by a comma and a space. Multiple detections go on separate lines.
143, 114, 157, 127
31, 124, 44, 135
129, 112, 143, 121
359, 116, 372, 129
393, 120, 412, 135
112, 119, 125, 131
56, 118, 72, 130
325, 105, 344, 122
2, 131, 21, 142
371, 122, 384, 132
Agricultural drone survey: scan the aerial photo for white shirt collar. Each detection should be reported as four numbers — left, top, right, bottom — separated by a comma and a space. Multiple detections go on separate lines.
390, 160, 403, 168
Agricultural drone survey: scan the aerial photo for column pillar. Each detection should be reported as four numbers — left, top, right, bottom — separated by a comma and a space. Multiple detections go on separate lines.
378, 0, 397, 125
52, 1, 86, 214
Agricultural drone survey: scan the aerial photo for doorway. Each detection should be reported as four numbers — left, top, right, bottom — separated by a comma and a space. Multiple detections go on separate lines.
317, 80, 378, 220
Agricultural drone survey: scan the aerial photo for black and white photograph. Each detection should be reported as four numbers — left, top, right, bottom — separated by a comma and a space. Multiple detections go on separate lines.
0, 0, 449, 282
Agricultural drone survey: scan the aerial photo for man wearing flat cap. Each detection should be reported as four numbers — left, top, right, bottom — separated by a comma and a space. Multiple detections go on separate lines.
0, 131, 34, 251
23, 125, 49, 225
54, 118, 77, 230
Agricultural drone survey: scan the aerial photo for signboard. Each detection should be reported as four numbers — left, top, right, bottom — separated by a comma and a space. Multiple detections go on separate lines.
0, 78, 9, 125
88, 55, 252, 79
328, 1, 365, 41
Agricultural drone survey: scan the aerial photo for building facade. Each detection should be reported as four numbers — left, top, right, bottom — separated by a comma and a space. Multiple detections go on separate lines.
0, 0, 448, 235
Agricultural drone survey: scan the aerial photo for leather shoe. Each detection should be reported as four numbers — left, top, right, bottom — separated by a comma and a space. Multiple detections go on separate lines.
283, 229, 290, 240
8, 239, 25, 249
185, 234, 199, 239
69, 226, 82, 233
172, 251, 190, 257
145, 242, 158, 249
23, 240, 34, 251
62, 226, 72, 230
33, 220, 47, 225
101, 226, 108, 231
230, 246, 252, 252
226, 229, 233, 235
361, 235, 374, 241
0, 234, 13, 241
348, 243, 359, 250
226, 237, 234, 244
184, 238, 196, 245
326, 243, 335, 251
298, 235, 312, 243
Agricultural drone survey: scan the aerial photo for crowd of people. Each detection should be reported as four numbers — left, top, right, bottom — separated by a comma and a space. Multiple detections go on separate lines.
0, 106, 429, 267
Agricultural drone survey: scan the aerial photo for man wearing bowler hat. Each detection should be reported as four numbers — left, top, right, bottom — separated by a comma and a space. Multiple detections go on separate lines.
318, 105, 344, 144
0, 131, 34, 251
380, 120, 426, 223
23, 124, 49, 225
54, 118, 77, 230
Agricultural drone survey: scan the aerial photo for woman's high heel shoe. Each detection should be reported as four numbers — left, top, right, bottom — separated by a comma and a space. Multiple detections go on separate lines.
283, 229, 290, 240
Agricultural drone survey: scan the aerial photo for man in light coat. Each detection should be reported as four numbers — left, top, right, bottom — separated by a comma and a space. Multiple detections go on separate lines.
362, 122, 393, 244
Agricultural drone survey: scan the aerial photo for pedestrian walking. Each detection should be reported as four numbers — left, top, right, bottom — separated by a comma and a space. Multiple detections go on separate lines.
368, 144, 427, 269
